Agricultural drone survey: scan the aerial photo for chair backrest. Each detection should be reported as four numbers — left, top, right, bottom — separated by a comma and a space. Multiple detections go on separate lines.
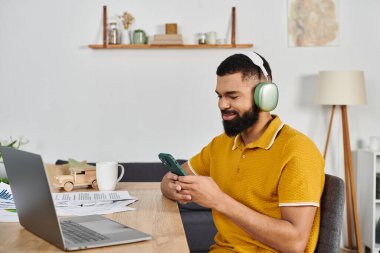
118, 161, 186, 182
315, 174, 345, 253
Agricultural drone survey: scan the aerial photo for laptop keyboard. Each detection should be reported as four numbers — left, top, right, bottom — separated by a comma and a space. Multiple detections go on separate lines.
60, 220, 109, 244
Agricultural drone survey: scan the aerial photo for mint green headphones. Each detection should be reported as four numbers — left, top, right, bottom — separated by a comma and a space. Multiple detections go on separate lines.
243, 52, 279, 112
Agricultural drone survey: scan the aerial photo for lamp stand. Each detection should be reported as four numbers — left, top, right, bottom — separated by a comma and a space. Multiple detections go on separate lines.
323, 105, 336, 159
323, 105, 362, 253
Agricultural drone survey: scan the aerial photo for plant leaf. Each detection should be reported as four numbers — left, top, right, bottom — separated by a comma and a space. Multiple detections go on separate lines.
0, 178, 9, 184
6, 140, 17, 147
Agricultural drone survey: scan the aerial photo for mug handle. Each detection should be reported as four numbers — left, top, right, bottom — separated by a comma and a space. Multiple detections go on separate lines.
117, 164, 125, 182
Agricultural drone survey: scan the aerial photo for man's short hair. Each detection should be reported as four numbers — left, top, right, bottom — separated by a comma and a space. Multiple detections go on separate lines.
216, 53, 272, 81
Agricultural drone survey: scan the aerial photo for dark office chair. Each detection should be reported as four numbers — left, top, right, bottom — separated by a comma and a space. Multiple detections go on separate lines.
315, 174, 345, 253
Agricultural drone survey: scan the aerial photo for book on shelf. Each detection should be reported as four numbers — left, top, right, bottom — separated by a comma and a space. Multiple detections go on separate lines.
153, 34, 183, 41
149, 40, 183, 45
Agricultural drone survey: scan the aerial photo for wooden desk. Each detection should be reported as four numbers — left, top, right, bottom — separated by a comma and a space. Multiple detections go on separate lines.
0, 182, 189, 253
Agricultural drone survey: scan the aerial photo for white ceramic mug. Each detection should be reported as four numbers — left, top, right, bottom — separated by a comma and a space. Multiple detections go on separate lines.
96, 162, 125, 191
206, 31, 217, 44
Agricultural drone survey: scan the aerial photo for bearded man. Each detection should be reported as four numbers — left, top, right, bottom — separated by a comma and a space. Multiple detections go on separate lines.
161, 52, 324, 253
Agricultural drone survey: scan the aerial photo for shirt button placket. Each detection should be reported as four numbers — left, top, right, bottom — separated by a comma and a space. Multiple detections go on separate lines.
237, 149, 246, 174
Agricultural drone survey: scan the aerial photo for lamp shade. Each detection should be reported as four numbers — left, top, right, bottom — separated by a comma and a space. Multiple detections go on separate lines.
315, 71, 367, 105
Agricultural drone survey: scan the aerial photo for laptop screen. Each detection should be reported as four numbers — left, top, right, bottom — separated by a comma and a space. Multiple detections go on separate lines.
0, 147, 65, 249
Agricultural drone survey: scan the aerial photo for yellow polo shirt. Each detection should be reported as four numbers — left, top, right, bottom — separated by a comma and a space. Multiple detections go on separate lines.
188, 115, 325, 253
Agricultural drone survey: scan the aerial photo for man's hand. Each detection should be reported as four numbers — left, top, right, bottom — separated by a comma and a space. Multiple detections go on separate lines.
176, 175, 226, 209
160, 172, 192, 204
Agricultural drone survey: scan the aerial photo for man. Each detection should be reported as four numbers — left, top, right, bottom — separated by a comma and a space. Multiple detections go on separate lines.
161, 52, 324, 253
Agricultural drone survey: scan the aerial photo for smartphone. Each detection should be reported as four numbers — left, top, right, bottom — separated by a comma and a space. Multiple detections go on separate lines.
158, 153, 187, 176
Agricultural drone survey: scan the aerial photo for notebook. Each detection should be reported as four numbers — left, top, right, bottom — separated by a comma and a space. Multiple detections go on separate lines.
0, 146, 152, 251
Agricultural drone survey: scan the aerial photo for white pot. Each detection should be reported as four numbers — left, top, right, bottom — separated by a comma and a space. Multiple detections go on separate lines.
0, 163, 6, 178
122, 30, 131, 44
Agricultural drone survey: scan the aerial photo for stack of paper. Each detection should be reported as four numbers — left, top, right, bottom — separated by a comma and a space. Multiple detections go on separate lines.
0, 182, 18, 222
150, 34, 183, 45
52, 191, 138, 216
0, 183, 138, 222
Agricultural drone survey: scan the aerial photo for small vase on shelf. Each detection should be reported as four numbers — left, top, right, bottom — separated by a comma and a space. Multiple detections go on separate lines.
119, 11, 134, 45
122, 29, 131, 45
133, 29, 148, 44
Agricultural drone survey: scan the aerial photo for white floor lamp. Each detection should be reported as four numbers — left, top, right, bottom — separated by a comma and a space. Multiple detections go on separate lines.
316, 71, 367, 253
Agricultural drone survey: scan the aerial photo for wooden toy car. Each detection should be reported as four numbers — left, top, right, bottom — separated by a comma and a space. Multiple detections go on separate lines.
52, 160, 97, 191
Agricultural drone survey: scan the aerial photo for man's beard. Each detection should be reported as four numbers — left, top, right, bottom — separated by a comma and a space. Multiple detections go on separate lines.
222, 105, 259, 137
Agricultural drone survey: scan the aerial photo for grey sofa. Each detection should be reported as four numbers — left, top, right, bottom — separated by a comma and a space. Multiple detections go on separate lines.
56, 160, 217, 253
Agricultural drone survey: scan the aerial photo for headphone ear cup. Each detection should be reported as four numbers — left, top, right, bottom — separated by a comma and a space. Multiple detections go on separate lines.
254, 82, 279, 112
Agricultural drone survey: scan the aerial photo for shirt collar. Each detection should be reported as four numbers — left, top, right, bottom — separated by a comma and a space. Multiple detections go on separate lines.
232, 115, 284, 150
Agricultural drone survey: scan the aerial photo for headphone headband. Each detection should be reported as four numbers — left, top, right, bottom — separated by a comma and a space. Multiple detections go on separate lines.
240, 52, 278, 112
243, 52, 269, 80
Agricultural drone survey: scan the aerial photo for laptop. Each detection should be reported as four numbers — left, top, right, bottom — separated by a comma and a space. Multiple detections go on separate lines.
0, 146, 152, 251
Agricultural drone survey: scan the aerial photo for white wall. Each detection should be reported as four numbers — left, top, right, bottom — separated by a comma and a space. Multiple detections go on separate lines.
1, 0, 379, 177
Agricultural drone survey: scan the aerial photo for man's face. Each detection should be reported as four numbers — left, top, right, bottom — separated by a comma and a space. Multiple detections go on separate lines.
215, 73, 260, 137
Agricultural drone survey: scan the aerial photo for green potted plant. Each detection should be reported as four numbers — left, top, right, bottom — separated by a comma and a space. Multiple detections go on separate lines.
0, 137, 29, 183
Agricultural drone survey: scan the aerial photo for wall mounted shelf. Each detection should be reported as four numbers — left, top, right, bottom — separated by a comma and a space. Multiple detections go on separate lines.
88, 44, 253, 49
91, 6, 253, 50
